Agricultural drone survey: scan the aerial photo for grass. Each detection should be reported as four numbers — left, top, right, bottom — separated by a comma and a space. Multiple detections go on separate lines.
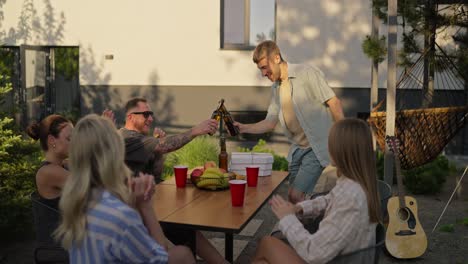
439, 224, 455, 232
455, 217, 468, 226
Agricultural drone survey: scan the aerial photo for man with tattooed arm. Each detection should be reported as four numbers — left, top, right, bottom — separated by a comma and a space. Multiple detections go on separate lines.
119, 97, 227, 264
120, 97, 218, 183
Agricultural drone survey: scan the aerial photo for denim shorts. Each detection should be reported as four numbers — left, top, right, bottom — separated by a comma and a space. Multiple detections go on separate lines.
288, 147, 325, 194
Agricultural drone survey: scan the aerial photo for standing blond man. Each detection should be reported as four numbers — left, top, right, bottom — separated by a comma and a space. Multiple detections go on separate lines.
234, 41, 344, 203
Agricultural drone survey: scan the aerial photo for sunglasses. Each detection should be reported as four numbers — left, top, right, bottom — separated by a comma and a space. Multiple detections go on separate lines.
131, 111, 154, 118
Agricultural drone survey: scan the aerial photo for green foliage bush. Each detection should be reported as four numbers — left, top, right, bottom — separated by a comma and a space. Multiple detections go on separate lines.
162, 136, 219, 179
237, 139, 288, 171
362, 35, 387, 63
439, 224, 455, 233
403, 155, 456, 195
0, 79, 42, 243
376, 151, 455, 195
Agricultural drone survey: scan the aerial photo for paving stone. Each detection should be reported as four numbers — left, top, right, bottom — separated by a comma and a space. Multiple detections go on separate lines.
239, 219, 263, 237
207, 238, 249, 262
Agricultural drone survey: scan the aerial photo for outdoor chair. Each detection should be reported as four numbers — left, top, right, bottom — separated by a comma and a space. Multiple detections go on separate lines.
328, 223, 385, 264
378, 180, 392, 221
30, 192, 69, 264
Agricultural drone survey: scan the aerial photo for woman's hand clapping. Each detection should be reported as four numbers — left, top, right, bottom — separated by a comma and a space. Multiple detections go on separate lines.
269, 194, 296, 220
129, 173, 156, 209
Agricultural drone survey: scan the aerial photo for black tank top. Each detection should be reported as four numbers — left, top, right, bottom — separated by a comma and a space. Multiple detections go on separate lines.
36, 161, 67, 210
33, 161, 68, 245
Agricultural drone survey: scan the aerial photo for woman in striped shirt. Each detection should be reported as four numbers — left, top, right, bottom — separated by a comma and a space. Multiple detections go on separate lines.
54, 114, 195, 263
253, 118, 382, 264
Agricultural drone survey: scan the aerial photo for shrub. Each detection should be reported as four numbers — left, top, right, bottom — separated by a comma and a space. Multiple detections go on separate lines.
162, 136, 219, 179
0, 79, 42, 243
237, 139, 288, 171
439, 224, 455, 233
456, 217, 468, 226
403, 155, 455, 195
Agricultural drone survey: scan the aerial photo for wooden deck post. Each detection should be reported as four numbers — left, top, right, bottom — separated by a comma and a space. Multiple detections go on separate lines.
370, 9, 380, 151
384, 0, 398, 185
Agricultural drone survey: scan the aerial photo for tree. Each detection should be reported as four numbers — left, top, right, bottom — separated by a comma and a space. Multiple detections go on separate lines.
363, 1, 468, 70
0, 74, 42, 242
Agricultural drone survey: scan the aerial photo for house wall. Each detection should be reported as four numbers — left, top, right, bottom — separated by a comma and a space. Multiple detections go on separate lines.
1, 0, 381, 87
2, 0, 467, 155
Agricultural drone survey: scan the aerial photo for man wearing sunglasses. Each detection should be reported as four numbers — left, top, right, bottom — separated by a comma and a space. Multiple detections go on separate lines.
119, 97, 226, 264
120, 97, 218, 181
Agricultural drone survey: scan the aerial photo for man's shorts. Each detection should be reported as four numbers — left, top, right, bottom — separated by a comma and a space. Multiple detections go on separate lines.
288, 147, 325, 194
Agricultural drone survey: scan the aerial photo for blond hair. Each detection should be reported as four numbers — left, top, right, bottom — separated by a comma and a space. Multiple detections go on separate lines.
328, 118, 382, 223
54, 114, 133, 249
252, 40, 284, 64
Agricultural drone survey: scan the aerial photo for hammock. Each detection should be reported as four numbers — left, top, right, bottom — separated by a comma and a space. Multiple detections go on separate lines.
368, 44, 468, 170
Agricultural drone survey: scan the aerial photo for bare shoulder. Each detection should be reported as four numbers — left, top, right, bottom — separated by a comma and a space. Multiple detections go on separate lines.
36, 164, 69, 182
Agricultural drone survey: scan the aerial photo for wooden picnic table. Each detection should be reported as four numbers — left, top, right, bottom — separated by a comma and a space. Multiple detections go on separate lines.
153, 171, 288, 263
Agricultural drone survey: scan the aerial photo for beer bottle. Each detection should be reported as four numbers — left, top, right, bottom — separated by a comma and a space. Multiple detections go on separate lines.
222, 112, 239, 137
220, 104, 239, 137
208, 110, 220, 136
211, 110, 221, 121
219, 136, 228, 171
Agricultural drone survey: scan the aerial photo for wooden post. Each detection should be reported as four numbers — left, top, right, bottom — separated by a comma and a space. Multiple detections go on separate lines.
384, 0, 398, 185
422, 1, 437, 108
370, 10, 380, 151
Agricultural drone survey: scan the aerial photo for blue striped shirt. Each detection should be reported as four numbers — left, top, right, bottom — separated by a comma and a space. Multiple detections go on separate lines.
69, 190, 168, 263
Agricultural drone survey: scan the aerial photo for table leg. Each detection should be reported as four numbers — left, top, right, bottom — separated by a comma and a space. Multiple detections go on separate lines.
188, 229, 196, 257
225, 232, 233, 263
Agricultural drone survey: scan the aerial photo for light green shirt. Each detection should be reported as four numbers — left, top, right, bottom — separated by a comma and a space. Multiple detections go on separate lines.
265, 64, 335, 166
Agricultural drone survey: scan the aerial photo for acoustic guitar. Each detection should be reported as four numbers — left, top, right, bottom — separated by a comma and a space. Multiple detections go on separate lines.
385, 136, 427, 259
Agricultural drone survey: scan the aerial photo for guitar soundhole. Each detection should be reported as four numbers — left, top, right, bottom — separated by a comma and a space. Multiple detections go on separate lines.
398, 208, 410, 221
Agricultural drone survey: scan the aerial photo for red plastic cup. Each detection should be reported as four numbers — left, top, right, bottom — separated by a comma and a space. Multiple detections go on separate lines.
229, 180, 247, 206
174, 165, 188, 188
246, 166, 259, 187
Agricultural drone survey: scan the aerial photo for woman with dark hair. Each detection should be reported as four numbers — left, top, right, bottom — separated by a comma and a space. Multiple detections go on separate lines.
26, 114, 73, 209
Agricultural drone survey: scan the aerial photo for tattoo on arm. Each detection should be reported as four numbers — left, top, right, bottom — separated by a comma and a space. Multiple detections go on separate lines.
154, 130, 192, 154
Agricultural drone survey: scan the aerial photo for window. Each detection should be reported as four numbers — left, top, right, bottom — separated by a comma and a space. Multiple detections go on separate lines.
221, 0, 276, 50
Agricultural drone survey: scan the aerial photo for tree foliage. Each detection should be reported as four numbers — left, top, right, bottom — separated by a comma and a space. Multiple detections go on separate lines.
0, 74, 42, 243
362, 35, 387, 63
363, 0, 468, 72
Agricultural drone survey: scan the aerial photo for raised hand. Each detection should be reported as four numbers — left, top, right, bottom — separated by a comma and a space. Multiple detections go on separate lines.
233, 121, 246, 133
129, 173, 156, 209
153, 127, 166, 138
191, 119, 219, 137
269, 194, 296, 220
102, 109, 116, 125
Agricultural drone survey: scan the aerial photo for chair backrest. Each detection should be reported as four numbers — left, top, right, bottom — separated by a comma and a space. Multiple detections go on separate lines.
30, 192, 69, 264
30, 192, 61, 246
329, 223, 385, 264
377, 180, 392, 220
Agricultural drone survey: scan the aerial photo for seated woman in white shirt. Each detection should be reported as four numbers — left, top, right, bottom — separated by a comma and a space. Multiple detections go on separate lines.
253, 118, 382, 264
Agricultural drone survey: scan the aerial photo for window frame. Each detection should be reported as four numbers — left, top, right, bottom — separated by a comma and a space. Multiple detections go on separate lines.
220, 0, 277, 50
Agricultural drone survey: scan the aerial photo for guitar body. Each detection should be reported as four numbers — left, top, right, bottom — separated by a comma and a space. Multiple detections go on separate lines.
386, 196, 428, 259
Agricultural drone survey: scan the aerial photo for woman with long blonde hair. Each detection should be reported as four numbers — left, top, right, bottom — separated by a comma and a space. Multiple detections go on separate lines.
55, 114, 194, 263
253, 118, 381, 264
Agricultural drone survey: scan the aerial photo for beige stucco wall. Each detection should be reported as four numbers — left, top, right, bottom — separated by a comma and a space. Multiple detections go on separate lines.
2, 0, 381, 88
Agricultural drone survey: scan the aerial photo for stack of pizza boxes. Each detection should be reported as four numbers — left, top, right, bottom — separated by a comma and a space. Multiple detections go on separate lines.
229, 152, 274, 176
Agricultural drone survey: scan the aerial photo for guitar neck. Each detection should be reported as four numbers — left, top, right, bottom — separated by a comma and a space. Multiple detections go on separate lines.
393, 152, 406, 209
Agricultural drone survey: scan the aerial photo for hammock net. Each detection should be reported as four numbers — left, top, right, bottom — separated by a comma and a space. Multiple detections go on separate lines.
368, 44, 468, 170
